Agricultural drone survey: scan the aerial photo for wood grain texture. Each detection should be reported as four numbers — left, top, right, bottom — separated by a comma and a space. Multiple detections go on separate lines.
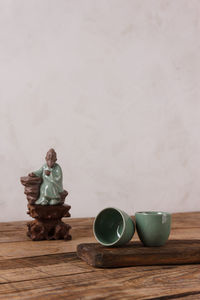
27, 204, 71, 241
20, 176, 42, 204
77, 240, 200, 267
0, 212, 200, 299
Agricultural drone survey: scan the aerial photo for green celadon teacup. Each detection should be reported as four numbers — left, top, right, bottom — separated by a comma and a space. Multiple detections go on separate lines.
135, 211, 171, 247
93, 207, 135, 247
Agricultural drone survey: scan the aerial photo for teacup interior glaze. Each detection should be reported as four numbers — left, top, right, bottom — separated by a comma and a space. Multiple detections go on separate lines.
94, 208, 124, 246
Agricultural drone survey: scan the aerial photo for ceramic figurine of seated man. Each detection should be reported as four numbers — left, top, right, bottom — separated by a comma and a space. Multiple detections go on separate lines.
29, 148, 67, 205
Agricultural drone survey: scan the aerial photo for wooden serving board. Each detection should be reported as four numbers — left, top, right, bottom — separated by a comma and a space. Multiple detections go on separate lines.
77, 240, 200, 268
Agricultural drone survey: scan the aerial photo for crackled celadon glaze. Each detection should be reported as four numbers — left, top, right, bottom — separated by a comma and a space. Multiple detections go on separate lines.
33, 163, 63, 205
135, 211, 171, 247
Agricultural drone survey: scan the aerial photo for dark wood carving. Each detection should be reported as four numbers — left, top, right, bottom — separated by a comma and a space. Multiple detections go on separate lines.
20, 175, 71, 241
77, 240, 200, 268
21, 176, 42, 204
27, 204, 71, 241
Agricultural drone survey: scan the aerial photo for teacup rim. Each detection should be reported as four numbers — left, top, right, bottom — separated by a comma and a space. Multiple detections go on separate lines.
135, 211, 171, 216
93, 207, 126, 246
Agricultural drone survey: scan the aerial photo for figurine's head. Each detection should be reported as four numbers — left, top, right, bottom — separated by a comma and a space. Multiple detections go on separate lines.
46, 148, 57, 168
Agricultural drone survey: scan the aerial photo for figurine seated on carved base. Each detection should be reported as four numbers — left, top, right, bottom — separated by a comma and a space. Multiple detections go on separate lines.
29, 148, 67, 206
20, 148, 71, 241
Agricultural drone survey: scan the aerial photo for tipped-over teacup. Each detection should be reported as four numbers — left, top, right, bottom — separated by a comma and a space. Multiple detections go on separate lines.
93, 207, 135, 247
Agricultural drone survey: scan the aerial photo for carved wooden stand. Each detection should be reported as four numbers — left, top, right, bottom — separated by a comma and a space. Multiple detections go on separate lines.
27, 204, 71, 241
21, 176, 71, 241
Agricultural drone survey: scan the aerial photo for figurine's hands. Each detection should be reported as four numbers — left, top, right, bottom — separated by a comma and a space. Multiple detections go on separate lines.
45, 170, 51, 176
29, 172, 36, 177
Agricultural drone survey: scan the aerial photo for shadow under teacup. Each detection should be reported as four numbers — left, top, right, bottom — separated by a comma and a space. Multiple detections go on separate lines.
135, 211, 171, 247
93, 207, 135, 247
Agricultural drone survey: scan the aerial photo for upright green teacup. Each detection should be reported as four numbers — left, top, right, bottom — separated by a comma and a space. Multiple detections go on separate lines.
93, 207, 135, 247
135, 211, 171, 247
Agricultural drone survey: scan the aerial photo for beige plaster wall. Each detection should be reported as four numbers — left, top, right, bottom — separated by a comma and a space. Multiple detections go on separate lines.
0, 0, 200, 221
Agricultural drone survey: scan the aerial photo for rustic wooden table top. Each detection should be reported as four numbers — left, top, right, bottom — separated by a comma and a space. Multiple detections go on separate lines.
0, 212, 200, 300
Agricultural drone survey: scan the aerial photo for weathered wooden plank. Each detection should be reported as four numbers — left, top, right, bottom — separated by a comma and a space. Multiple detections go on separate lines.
0, 236, 96, 261
172, 212, 200, 227
169, 227, 200, 239
0, 228, 200, 260
77, 240, 200, 268
0, 253, 94, 284
0, 264, 200, 299
0, 277, 8, 284
0, 213, 199, 300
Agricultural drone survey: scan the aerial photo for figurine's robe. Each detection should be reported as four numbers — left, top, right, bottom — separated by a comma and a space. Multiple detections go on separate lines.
33, 163, 63, 204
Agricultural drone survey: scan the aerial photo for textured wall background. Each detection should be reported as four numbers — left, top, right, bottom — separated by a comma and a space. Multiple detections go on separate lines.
0, 0, 200, 221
